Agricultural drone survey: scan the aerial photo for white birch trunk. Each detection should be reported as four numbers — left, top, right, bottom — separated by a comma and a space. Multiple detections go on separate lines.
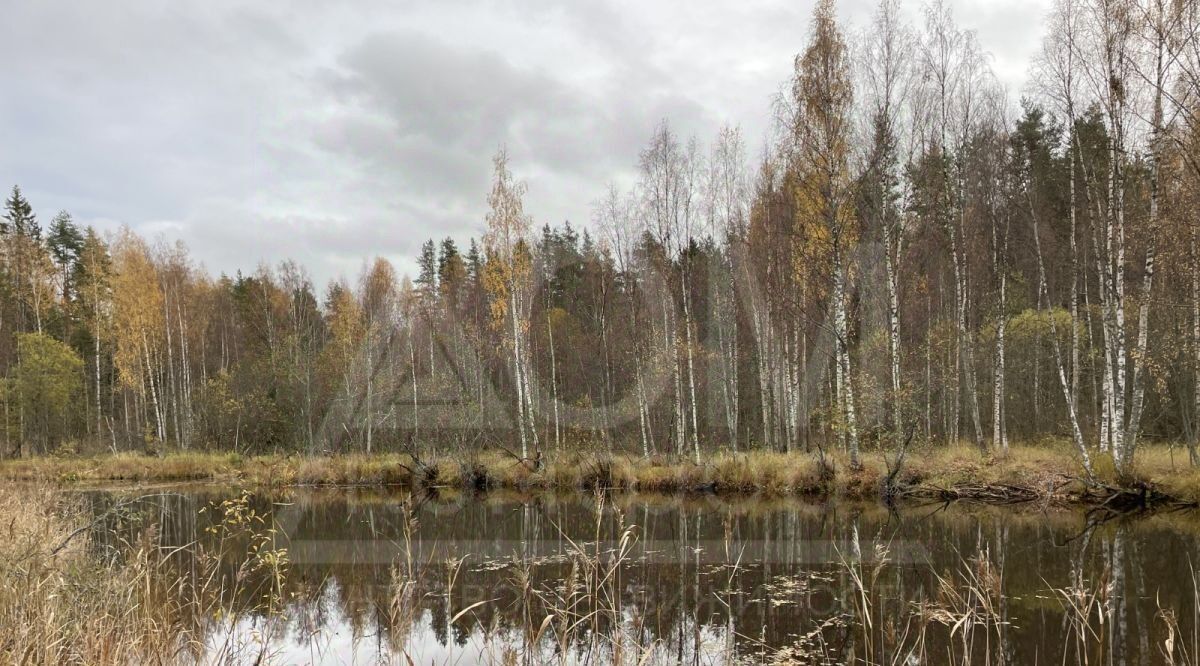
682, 285, 700, 462
1192, 227, 1199, 463
884, 224, 903, 447
510, 287, 527, 459
833, 249, 859, 467
547, 310, 561, 451
993, 275, 1007, 452
1124, 33, 1165, 461
365, 326, 373, 454
142, 332, 165, 444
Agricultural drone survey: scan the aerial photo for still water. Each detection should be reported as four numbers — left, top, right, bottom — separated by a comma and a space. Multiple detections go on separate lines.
85, 486, 1200, 664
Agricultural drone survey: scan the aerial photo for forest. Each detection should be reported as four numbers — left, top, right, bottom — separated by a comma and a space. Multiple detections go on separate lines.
1, 0, 1198, 480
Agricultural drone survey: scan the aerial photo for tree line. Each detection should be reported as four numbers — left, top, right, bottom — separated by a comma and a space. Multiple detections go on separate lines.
2, 0, 1198, 474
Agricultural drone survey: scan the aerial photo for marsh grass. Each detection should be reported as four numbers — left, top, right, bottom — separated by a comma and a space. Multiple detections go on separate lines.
6, 441, 1200, 506
0, 484, 189, 664
1155, 562, 1200, 666
0, 484, 290, 665
1044, 556, 1200, 666
766, 542, 1010, 665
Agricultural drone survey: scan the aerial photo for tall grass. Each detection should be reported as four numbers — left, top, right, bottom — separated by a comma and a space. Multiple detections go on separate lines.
0, 484, 185, 663
0, 485, 289, 664
378, 491, 656, 665
766, 542, 1008, 665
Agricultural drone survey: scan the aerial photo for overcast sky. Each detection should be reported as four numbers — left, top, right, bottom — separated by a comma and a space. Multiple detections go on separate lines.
0, 0, 1051, 286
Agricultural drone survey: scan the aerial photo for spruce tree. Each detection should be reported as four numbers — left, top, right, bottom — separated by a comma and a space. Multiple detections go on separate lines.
415, 239, 437, 297
47, 211, 84, 300
3, 185, 37, 237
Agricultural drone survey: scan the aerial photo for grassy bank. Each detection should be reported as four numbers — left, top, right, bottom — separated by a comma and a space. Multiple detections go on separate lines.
4, 440, 1200, 506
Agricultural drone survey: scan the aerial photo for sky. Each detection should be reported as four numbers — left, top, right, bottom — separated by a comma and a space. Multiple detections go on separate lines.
0, 0, 1052, 287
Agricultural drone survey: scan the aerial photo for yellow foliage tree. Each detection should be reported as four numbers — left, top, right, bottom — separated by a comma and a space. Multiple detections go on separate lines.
788, 0, 861, 466
110, 228, 166, 443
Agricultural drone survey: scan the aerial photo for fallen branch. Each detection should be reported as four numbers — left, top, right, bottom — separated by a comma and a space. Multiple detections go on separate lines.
48, 493, 179, 559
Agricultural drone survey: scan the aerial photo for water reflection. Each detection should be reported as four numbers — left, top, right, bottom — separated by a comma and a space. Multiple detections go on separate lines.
83, 488, 1200, 664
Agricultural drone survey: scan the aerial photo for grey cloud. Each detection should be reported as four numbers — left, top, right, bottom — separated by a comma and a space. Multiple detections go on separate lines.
0, 0, 1051, 288
319, 30, 626, 176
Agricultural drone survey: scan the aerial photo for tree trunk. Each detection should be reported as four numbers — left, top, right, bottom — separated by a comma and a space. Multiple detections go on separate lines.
1069, 138, 1081, 419
682, 276, 700, 462
546, 309, 561, 451
365, 327, 373, 454
884, 224, 904, 448
1192, 227, 1199, 464
509, 287, 528, 458
94, 285, 106, 451
1125, 41, 1165, 461
142, 332, 164, 444
993, 274, 1007, 452
833, 248, 859, 468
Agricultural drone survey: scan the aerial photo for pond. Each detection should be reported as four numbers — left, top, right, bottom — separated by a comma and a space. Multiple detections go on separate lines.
82, 486, 1200, 664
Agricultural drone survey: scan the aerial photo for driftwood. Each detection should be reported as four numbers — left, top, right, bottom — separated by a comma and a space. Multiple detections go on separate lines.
894, 475, 1198, 513
395, 432, 439, 485
492, 443, 543, 472
899, 482, 1043, 504
1072, 479, 1195, 512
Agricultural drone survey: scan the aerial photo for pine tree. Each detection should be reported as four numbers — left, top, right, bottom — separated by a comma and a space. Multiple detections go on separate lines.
2, 185, 53, 333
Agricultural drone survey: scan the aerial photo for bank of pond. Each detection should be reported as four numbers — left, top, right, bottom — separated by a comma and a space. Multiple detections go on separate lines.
5, 442, 1200, 509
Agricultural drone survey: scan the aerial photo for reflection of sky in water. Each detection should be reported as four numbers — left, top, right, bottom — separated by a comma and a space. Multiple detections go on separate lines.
210, 586, 736, 665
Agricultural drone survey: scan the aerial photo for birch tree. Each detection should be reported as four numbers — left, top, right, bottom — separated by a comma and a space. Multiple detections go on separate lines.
483, 148, 539, 460
918, 1, 995, 449
859, 0, 914, 449
638, 122, 702, 461
111, 228, 166, 446
1069, 0, 1159, 470
789, 0, 862, 467
705, 125, 749, 448
360, 257, 399, 454
75, 229, 112, 448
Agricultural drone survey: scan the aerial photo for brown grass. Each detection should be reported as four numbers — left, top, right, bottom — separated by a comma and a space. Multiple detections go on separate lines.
3, 440, 1199, 506
0, 484, 192, 663
0, 483, 291, 664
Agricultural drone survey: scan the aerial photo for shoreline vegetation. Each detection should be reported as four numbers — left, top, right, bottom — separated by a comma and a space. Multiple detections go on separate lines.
7, 441, 1200, 509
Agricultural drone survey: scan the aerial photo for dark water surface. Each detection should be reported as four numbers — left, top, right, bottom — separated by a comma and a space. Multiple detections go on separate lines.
84, 486, 1200, 664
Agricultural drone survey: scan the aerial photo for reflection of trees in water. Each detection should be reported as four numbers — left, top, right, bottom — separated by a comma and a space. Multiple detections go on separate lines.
83, 489, 1200, 663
